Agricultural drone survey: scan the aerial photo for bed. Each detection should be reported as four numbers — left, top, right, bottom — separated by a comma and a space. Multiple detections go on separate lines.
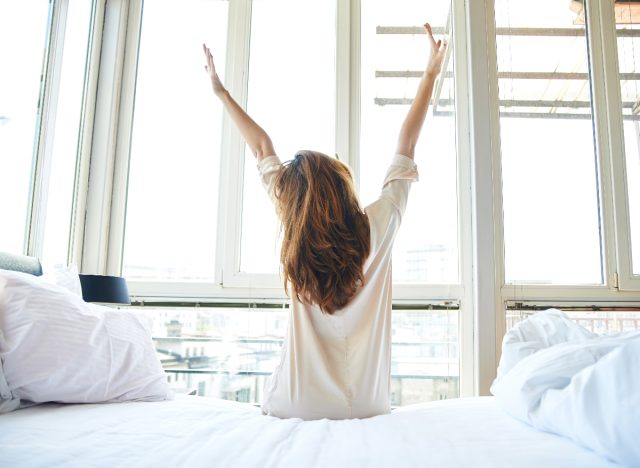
0, 252, 631, 467
0, 395, 618, 467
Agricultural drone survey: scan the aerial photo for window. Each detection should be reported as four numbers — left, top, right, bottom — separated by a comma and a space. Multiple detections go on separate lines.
360, 0, 459, 284
41, 0, 94, 267
614, 4, 640, 276
142, 304, 458, 405
123, 0, 229, 280
239, 0, 337, 275
0, 1, 51, 254
495, 0, 603, 285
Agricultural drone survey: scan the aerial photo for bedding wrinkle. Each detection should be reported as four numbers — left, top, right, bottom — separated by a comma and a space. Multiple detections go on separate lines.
103, 326, 114, 402
492, 309, 640, 467
308, 419, 338, 467
260, 419, 305, 467
182, 411, 264, 467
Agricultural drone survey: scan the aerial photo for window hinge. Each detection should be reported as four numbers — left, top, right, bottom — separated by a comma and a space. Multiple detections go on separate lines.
612, 272, 619, 290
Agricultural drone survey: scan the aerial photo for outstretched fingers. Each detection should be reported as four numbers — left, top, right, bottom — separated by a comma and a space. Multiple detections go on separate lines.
424, 23, 437, 49
203, 43, 209, 71
203, 43, 215, 73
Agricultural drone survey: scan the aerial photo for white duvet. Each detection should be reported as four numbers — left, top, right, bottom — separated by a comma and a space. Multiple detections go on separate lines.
491, 309, 640, 467
0, 396, 617, 467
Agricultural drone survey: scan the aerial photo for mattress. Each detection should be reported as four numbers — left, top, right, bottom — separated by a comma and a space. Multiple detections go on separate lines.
0, 396, 617, 468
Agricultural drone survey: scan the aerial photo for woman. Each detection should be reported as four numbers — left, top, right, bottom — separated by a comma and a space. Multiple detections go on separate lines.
203, 23, 446, 420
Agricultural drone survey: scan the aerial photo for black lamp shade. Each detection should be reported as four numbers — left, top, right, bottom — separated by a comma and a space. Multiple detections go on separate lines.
79, 274, 130, 305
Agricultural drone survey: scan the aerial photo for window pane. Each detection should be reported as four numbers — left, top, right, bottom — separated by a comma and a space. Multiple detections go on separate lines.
141, 305, 458, 404
615, 5, 640, 275
0, 2, 50, 253
123, 0, 228, 280
496, 0, 603, 284
41, 1, 93, 267
360, 0, 459, 284
239, 0, 336, 274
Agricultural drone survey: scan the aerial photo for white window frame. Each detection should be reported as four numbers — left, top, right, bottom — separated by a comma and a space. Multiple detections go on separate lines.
463, 0, 503, 396
69, 0, 105, 269
26, 0, 61, 259
218, 0, 279, 290
80, 0, 132, 276
103, 0, 290, 300
493, 0, 640, 300
25, 0, 96, 268
590, 0, 640, 290
219, 1, 469, 300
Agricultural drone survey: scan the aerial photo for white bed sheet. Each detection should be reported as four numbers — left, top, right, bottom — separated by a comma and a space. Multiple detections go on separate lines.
0, 396, 618, 468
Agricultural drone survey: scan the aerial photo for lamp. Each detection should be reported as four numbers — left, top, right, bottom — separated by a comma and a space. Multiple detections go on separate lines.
79, 274, 131, 305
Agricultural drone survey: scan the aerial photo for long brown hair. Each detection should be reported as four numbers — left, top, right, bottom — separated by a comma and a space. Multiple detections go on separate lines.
273, 150, 371, 314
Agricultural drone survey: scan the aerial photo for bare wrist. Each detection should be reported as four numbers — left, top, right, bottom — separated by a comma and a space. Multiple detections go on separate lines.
215, 87, 229, 100
424, 68, 440, 79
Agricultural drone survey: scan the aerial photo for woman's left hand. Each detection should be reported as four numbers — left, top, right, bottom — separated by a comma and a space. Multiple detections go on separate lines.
424, 23, 447, 76
203, 43, 226, 96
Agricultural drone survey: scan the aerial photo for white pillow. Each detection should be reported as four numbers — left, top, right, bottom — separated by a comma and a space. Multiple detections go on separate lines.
0, 275, 21, 413
0, 359, 20, 413
42, 263, 83, 297
0, 269, 172, 409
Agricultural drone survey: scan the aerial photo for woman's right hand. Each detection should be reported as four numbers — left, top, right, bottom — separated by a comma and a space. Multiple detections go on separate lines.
203, 43, 226, 96
424, 23, 447, 77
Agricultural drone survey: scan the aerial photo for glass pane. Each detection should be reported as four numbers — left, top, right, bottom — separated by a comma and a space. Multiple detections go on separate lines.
41, 1, 93, 268
615, 4, 640, 275
123, 0, 228, 280
0, 1, 50, 253
496, 0, 603, 284
140, 305, 458, 404
239, 0, 336, 274
360, 0, 459, 284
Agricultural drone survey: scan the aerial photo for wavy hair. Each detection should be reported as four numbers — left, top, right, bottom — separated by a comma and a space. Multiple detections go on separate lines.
273, 150, 371, 314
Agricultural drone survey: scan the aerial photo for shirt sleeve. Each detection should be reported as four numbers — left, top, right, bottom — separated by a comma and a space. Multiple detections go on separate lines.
379, 154, 419, 219
256, 155, 283, 205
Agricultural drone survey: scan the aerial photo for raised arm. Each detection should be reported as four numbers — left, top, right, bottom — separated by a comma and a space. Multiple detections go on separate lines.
203, 44, 276, 160
395, 23, 447, 160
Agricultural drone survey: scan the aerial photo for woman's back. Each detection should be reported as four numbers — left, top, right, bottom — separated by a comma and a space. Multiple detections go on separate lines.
260, 155, 418, 420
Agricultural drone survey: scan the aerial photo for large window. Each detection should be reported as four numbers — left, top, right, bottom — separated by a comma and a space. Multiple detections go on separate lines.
0, 1, 51, 254
123, 0, 229, 280
495, 0, 603, 285
360, 0, 459, 284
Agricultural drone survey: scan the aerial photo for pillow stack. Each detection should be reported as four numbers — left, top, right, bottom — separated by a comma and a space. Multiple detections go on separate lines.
0, 269, 171, 412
